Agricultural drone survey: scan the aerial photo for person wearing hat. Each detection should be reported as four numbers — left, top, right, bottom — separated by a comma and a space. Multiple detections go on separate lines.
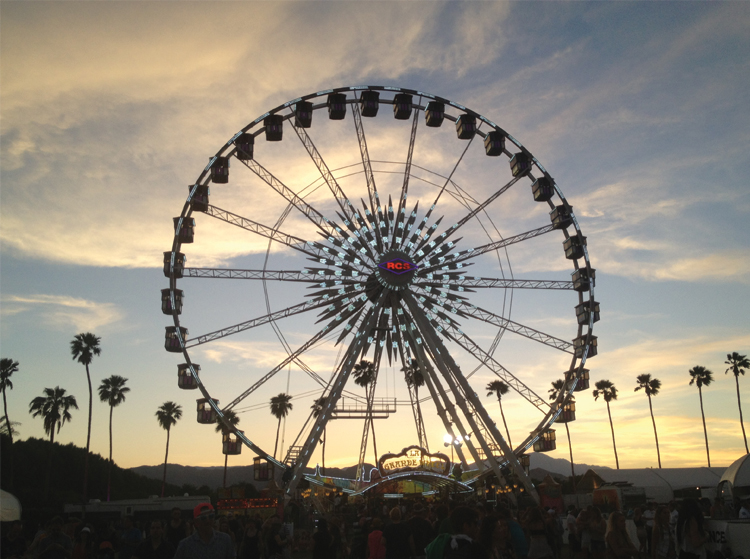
174, 503, 235, 559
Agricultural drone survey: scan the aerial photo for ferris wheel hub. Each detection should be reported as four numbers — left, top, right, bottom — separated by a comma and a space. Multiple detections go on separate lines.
374, 249, 419, 291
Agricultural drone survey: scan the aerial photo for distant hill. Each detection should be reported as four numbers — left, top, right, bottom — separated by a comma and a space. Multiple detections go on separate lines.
129, 463, 371, 491
129, 453, 612, 490
529, 451, 614, 477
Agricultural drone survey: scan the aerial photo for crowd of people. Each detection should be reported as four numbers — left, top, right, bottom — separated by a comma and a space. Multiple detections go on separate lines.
2, 496, 747, 559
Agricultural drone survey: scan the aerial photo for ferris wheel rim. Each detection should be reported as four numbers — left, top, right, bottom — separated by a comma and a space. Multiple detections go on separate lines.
164, 84, 597, 486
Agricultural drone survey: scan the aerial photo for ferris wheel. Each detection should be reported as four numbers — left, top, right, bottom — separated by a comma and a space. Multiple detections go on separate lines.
162, 85, 598, 498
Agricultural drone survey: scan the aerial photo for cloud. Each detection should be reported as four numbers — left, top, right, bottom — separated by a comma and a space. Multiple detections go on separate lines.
0, 294, 124, 331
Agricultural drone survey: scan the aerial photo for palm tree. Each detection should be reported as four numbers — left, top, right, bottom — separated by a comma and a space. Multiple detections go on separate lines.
593, 380, 620, 469
0, 358, 19, 444
311, 397, 327, 475
215, 409, 240, 488
29, 386, 79, 442
487, 380, 512, 449
270, 393, 293, 460
725, 352, 750, 454
0, 421, 20, 438
403, 359, 427, 447
70, 332, 101, 504
635, 373, 663, 468
98, 375, 130, 501
688, 366, 714, 467
0, 358, 19, 491
155, 401, 182, 498
352, 359, 378, 463
549, 379, 576, 487
29, 386, 78, 499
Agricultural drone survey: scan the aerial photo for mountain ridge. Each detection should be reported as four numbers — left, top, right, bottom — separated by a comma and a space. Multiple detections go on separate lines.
129, 453, 613, 491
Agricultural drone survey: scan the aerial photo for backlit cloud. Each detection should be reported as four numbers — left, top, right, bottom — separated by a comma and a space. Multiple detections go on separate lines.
0, 294, 124, 332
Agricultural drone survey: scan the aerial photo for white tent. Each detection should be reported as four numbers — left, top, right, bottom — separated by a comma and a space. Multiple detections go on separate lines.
596, 467, 725, 503
0, 489, 22, 521
717, 454, 750, 502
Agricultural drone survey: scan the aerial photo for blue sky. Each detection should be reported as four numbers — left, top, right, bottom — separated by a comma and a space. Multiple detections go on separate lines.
1, 1, 749, 476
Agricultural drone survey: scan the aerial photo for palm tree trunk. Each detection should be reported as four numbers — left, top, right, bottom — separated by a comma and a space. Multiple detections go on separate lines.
45, 421, 56, 500
83, 363, 93, 511
274, 417, 282, 460
648, 395, 662, 468
161, 426, 171, 498
107, 404, 113, 501
606, 402, 620, 469
322, 428, 326, 476
736, 375, 749, 454
3, 387, 13, 491
565, 422, 577, 492
366, 385, 378, 466
3, 387, 13, 444
498, 399, 512, 449
223, 454, 228, 488
699, 387, 710, 467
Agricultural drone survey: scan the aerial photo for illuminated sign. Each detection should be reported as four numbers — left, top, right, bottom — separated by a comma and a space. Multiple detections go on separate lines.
378, 445, 450, 475
378, 258, 418, 275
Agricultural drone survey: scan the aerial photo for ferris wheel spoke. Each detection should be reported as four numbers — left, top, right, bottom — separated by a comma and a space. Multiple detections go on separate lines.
417, 275, 575, 291
351, 99, 384, 242
237, 158, 338, 237
418, 224, 555, 275
291, 122, 358, 224
404, 292, 538, 496
223, 325, 337, 412
392, 99, 421, 249
408, 135, 477, 255
183, 268, 326, 282
286, 294, 387, 495
398, 316, 471, 468
186, 291, 355, 348
404, 297, 511, 485
204, 204, 323, 260
418, 175, 523, 262
413, 287, 573, 353
442, 324, 549, 412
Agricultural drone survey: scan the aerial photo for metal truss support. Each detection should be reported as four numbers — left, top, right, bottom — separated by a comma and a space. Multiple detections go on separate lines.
285, 297, 386, 497
404, 292, 539, 503
290, 123, 357, 225
184, 268, 321, 282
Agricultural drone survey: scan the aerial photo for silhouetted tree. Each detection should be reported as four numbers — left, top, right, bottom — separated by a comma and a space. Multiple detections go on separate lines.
214, 409, 240, 488
311, 397, 327, 475
29, 386, 78, 498
549, 379, 576, 489
353, 359, 378, 463
725, 352, 750, 453
593, 379, 620, 469
71, 332, 101, 505
270, 393, 293, 460
635, 373, 663, 468
487, 380, 512, 449
98, 375, 129, 501
403, 359, 427, 447
0, 358, 18, 444
155, 401, 182, 497
0, 357, 19, 490
689, 366, 714, 467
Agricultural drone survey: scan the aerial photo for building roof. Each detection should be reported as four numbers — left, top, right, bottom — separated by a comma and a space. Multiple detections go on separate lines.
597, 467, 725, 492
719, 454, 750, 488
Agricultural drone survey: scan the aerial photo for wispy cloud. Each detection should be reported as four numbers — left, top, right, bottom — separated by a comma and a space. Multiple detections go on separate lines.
0, 294, 124, 331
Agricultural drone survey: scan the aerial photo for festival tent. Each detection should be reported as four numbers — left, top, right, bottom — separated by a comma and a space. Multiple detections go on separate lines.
595, 467, 725, 502
717, 454, 750, 502
0, 490, 22, 521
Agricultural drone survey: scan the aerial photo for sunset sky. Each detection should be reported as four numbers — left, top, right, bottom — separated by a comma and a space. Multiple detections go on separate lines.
1, 1, 749, 481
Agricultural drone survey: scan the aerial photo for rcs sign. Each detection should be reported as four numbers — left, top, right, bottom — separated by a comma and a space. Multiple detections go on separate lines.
378, 258, 418, 275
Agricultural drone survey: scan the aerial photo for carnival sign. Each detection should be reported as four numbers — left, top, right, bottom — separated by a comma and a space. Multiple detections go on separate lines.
378, 446, 451, 476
